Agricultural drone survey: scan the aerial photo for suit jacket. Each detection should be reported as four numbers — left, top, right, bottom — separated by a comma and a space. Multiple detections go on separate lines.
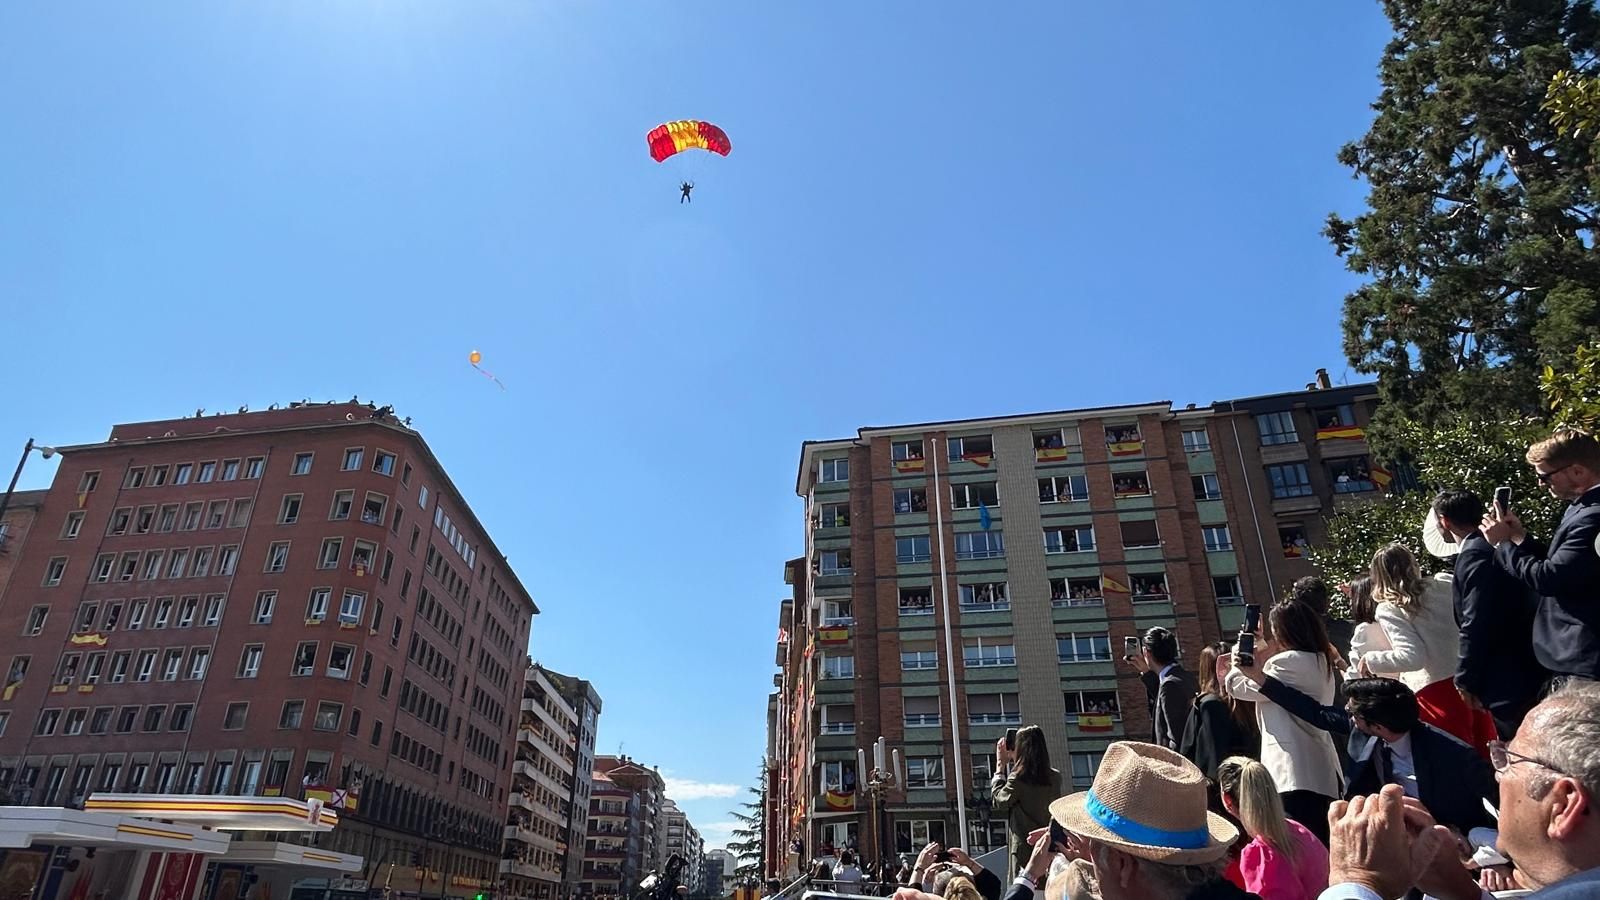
1180, 693, 1260, 779
1142, 664, 1199, 752
1345, 724, 1497, 834
1497, 485, 1600, 679
1453, 531, 1546, 729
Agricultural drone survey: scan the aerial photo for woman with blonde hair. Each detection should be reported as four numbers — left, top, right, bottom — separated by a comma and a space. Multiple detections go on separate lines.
1216, 756, 1329, 900
1360, 543, 1495, 751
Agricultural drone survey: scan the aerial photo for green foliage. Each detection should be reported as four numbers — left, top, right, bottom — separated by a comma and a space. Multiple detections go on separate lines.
1324, 0, 1600, 454
1545, 69, 1600, 140
1540, 341, 1600, 430
726, 767, 766, 881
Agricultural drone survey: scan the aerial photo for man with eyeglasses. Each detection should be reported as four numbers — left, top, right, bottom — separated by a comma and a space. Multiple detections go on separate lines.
1320, 680, 1600, 898
1480, 428, 1600, 683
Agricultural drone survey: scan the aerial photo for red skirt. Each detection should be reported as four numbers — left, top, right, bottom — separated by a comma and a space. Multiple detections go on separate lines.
1416, 678, 1496, 758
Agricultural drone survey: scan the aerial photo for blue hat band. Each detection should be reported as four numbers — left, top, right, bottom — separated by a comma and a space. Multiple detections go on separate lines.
1084, 790, 1211, 850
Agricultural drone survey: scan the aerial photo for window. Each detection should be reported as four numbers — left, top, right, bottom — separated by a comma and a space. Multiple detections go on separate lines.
818, 502, 850, 528
371, 719, 384, 746
54, 653, 81, 686
221, 459, 240, 481
963, 638, 1015, 667
292, 452, 313, 475
380, 666, 393, 697
1106, 424, 1143, 453
162, 550, 187, 580
171, 463, 192, 485
142, 705, 166, 732
1329, 457, 1377, 493
224, 702, 248, 730
117, 551, 139, 581
263, 541, 289, 574
1038, 474, 1089, 503
903, 695, 941, 727
1120, 520, 1161, 549
318, 539, 342, 569
89, 707, 112, 735
251, 591, 275, 624
197, 461, 217, 483
370, 598, 384, 633
243, 456, 264, 479
967, 692, 1021, 724
23, 606, 48, 636
954, 530, 1004, 560
1064, 690, 1121, 723
292, 642, 317, 676
140, 550, 164, 580
152, 598, 173, 629
947, 434, 994, 463
36, 709, 61, 736
91, 554, 113, 583
127, 600, 147, 631
137, 506, 158, 533
1280, 525, 1310, 559
229, 499, 252, 528
819, 457, 848, 483
1057, 632, 1112, 663
1181, 428, 1211, 452
906, 756, 945, 788
116, 707, 138, 734
972, 753, 996, 789
1267, 462, 1314, 499
1132, 573, 1168, 600
102, 602, 123, 631
314, 701, 342, 731
209, 760, 234, 794
1043, 526, 1094, 554
169, 704, 193, 731
330, 491, 354, 521
1070, 751, 1105, 788
950, 482, 999, 510
895, 535, 931, 564
109, 508, 132, 535
1314, 404, 1357, 432
148, 464, 169, 487
359, 651, 373, 685
347, 708, 362, 737
820, 654, 854, 679
1192, 473, 1221, 501
898, 587, 933, 615
134, 650, 156, 682
277, 494, 302, 525
177, 596, 198, 627
180, 503, 202, 531
820, 704, 855, 735
373, 451, 397, 476
362, 493, 387, 525
161, 649, 182, 681
187, 648, 210, 679
1256, 411, 1299, 446
327, 644, 354, 680
1033, 426, 1082, 460
43, 557, 67, 587
900, 648, 937, 670
217, 545, 239, 576
886, 488, 929, 521
1213, 576, 1244, 605
818, 549, 852, 576
124, 467, 146, 489
280, 700, 305, 729
895, 820, 946, 853
401, 462, 412, 485
891, 439, 925, 466
342, 448, 364, 471
390, 618, 402, 647
238, 645, 263, 678
61, 512, 84, 539
819, 761, 858, 794
958, 582, 1008, 612
338, 590, 365, 624
822, 598, 851, 624
73, 602, 98, 634
1111, 471, 1151, 498
418, 485, 429, 509
1202, 525, 1233, 551
1051, 576, 1103, 606
61, 709, 86, 736
158, 505, 178, 532
350, 541, 375, 574
190, 547, 214, 577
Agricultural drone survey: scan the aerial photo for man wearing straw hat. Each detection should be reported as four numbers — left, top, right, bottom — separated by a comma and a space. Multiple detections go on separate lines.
1040, 741, 1258, 900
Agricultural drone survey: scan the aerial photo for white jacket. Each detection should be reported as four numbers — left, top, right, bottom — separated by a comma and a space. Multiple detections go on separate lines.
1228, 649, 1343, 799
1361, 574, 1461, 692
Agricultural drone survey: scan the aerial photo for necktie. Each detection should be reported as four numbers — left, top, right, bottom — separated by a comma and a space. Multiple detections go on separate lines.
1380, 744, 1397, 786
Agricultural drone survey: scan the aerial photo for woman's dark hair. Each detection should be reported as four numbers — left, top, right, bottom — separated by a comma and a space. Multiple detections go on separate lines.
1264, 600, 1339, 673
1012, 724, 1053, 785
1347, 575, 1378, 625
1197, 645, 1257, 738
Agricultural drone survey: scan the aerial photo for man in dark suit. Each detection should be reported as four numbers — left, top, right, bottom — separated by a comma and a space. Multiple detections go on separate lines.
1134, 626, 1196, 752
1342, 677, 1497, 835
1482, 428, 1600, 683
1433, 489, 1547, 737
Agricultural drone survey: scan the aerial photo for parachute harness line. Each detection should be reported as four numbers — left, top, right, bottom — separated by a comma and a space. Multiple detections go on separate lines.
647, 120, 731, 162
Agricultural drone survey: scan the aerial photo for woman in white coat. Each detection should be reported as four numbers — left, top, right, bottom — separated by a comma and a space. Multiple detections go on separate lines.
1227, 600, 1343, 847
1359, 543, 1495, 753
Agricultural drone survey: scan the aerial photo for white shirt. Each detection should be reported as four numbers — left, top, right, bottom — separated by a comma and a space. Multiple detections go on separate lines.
1385, 732, 1419, 799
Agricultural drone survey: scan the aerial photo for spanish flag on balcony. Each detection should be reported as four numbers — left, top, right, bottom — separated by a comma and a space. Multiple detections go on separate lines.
2, 677, 20, 701
962, 452, 994, 468
1316, 425, 1366, 441
1078, 715, 1115, 732
894, 458, 926, 474
1100, 575, 1131, 595
69, 633, 107, 647
1107, 441, 1144, 457
824, 789, 856, 811
1036, 447, 1070, 463
1371, 465, 1394, 490
816, 626, 850, 645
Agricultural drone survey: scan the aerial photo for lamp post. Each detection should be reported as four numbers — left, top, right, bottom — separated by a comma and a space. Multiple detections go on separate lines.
856, 738, 900, 885
964, 784, 992, 853
0, 438, 56, 529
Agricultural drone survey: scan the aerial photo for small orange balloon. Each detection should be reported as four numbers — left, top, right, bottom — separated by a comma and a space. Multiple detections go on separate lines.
469, 350, 482, 365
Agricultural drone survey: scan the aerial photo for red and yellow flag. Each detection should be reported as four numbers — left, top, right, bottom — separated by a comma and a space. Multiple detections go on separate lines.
69, 633, 107, 647
962, 452, 994, 468
1078, 715, 1115, 732
894, 458, 926, 474
1371, 466, 1394, 489
816, 626, 850, 645
823, 790, 856, 811
1316, 425, 1365, 441
1107, 441, 1144, 457
1036, 447, 1070, 463
1100, 575, 1131, 594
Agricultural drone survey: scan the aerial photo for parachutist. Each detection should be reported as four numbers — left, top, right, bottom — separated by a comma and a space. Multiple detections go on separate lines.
679, 181, 694, 203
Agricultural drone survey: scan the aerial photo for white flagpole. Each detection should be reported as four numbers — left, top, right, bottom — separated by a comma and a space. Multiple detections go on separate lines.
929, 438, 969, 846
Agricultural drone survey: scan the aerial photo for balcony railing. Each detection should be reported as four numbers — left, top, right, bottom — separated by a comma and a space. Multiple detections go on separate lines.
968, 712, 1022, 725
904, 713, 941, 727
820, 723, 856, 735
1052, 596, 1103, 608
959, 601, 1009, 613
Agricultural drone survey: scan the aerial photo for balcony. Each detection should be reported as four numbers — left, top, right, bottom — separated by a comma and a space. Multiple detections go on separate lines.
505, 823, 539, 845
509, 792, 535, 813
501, 859, 561, 882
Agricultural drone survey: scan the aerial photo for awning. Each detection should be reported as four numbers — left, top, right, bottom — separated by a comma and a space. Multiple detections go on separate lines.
0, 807, 230, 855
221, 840, 361, 873
85, 793, 338, 832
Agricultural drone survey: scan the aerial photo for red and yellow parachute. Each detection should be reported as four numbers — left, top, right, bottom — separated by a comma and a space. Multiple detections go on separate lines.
647, 120, 731, 162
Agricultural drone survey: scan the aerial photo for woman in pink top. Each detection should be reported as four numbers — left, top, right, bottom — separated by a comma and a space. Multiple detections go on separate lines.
1216, 756, 1329, 900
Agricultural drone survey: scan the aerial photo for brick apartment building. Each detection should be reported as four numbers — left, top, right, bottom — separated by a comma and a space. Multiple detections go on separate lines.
581, 755, 666, 899
0, 488, 48, 608
502, 663, 601, 900
542, 667, 603, 898
0, 402, 537, 897
766, 374, 1378, 874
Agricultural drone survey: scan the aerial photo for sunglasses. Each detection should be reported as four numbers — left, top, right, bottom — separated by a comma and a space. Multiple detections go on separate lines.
1536, 463, 1575, 484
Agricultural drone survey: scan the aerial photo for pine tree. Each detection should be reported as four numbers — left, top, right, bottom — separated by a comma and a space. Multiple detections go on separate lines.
725, 766, 766, 883
1325, 0, 1600, 452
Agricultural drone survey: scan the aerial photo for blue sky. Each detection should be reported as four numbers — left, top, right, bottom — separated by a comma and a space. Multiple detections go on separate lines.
0, 3, 1393, 848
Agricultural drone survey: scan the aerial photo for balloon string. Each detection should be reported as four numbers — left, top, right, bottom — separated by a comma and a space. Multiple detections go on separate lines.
472, 364, 507, 390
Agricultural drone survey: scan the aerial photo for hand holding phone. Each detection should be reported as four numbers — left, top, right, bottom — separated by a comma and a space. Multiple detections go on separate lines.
1494, 485, 1512, 516
1235, 631, 1256, 668
1122, 636, 1140, 661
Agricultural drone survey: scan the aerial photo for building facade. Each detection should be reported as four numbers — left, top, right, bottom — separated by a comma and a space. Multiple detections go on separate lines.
0, 489, 48, 610
544, 667, 604, 899
504, 663, 583, 899
0, 403, 537, 897
662, 798, 705, 893
769, 375, 1380, 874
579, 769, 638, 900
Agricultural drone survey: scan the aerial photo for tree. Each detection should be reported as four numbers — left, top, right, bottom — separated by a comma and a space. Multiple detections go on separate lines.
726, 766, 766, 883
1325, 0, 1600, 454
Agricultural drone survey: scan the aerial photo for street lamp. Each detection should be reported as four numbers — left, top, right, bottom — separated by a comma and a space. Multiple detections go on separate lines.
0, 438, 56, 530
964, 784, 992, 853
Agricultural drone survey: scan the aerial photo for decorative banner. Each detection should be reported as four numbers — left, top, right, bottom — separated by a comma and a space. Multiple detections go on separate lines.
1078, 715, 1115, 733
1036, 447, 1070, 463
823, 790, 856, 811
816, 626, 850, 645
1107, 441, 1144, 457
1371, 466, 1394, 490
68, 633, 107, 647
961, 452, 993, 468
894, 458, 926, 474
1099, 575, 1131, 595
1316, 425, 1365, 441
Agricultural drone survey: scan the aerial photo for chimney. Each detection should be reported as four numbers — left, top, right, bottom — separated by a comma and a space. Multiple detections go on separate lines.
1315, 368, 1332, 390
